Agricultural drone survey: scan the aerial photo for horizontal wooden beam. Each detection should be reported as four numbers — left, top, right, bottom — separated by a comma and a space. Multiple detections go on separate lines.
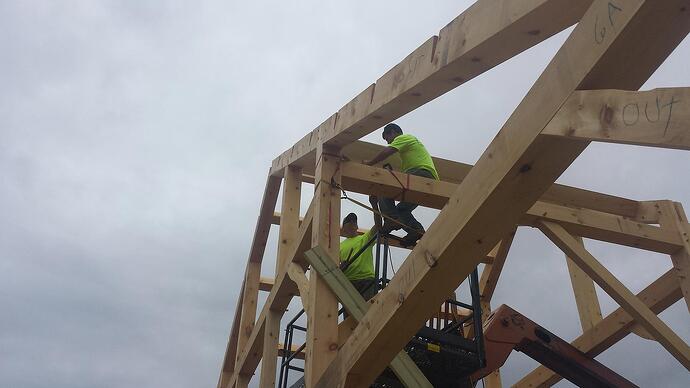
543, 88, 690, 150
278, 343, 305, 360
269, 0, 593, 176
339, 162, 683, 253
539, 221, 690, 369
259, 277, 274, 292
338, 140, 642, 220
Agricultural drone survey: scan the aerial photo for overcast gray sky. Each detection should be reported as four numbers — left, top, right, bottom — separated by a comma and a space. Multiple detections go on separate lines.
1, 1, 689, 387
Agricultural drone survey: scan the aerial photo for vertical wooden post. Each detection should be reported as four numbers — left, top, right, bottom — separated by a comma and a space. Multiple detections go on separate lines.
476, 230, 514, 388
259, 166, 302, 388
479, 299, 502, 388
305, 144, 341, 387
564, 236, 603, 332
276, 166, 303, 275
234, 261, 261, 387
657, 201, 690, 314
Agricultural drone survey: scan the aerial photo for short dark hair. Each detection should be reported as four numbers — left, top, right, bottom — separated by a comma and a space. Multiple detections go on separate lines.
383, 123, 403, 137
343, 212, 357, 226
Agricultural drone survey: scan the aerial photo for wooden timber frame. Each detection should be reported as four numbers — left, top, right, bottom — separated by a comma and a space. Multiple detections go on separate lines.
218, 1, 690, 387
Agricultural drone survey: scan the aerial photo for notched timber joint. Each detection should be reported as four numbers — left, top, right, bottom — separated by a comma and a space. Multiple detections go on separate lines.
424, 250, 439, 268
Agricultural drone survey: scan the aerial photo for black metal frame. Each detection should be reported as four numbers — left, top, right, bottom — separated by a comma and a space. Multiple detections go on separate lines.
278, 308, 307, 388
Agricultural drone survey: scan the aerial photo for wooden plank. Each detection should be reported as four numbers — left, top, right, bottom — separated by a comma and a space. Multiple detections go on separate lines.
542, 88, 690, 150
479, 299, 503, 388
260, 310, 281, 388
276, 166, 303, 273
259, 166, 303, 388
304, 247, 433, 388
657, 201, 690, 314
278, 343, 305, 360
339, 162, 683, 253
217, 281, 244, 388
236, 374, 251, 388
538, 221, 690, 368
305, 144, 341, 387
316, 3, 690, 386
524, 201, 682, 253
565, 236, 604, 333
269, 0, 593, 175
235, 261, 261, 367
249, 174, 282, 263
515, 268, 682, 387
479, 229, 517, 301
259, 277, 274, 292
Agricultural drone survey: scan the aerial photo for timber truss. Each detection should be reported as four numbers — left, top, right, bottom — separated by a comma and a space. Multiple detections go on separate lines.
218, 1, 690, 387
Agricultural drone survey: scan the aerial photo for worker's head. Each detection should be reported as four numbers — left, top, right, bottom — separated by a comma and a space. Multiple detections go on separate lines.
382, 123, 403, 144
341, 212, 358, 237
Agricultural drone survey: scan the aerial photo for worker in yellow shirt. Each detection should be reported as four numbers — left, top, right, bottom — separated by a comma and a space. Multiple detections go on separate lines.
363, 123, 439, 247
339, 195, 381, 302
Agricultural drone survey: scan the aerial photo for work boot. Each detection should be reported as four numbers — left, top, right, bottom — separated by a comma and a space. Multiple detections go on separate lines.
381, 218, 402, 234
400, 229, 425, 248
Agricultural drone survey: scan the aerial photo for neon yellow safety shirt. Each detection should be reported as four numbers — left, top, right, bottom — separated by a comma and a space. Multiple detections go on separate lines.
340, 229, 376, 281
388, 134, 439, 180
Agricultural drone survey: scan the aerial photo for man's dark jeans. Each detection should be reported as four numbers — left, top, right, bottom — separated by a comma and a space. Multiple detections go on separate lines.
378, 167, 434, 236
343, 278, 377, 319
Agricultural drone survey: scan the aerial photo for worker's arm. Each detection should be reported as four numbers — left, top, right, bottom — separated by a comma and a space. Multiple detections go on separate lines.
363, 146, 397, 166
369, 196, 382, 234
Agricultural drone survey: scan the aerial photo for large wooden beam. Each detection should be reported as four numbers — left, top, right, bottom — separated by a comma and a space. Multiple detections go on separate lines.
316, 3, 690, 386
479, 229, 517, 302
305, 145, 342, 386
249, 174, 282, 264
542, 87, 690, 150
235, 260, 261, 387
269, 0, 594, 176
657, 201, 690, 314
217, 281, 244, 388
339, 162, 684, 253
538, 221, 690, 368
340, 140, 642, 219
259, 166, 303, 388
565, 236, 604, 333
516, 268, 683, 386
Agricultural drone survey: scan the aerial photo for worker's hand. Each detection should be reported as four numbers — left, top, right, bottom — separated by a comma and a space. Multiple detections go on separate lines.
369, 195, 378, 205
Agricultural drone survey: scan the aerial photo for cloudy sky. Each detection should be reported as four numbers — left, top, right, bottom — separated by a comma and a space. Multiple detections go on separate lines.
1, 1, 689, 387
